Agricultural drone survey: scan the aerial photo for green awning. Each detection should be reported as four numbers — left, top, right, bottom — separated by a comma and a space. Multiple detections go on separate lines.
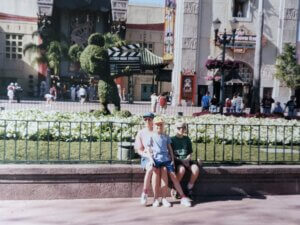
141, 48, 167, 69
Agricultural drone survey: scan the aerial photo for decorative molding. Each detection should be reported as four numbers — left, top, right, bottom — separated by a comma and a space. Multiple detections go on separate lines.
184, 2, 198, 15
284, 8, 298, 20
262, 65, 276, 80
182, 37, 197, 50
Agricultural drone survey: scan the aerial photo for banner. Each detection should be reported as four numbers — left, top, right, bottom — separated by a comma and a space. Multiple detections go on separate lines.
110, 0, 129, 22
163, 0, 176, 61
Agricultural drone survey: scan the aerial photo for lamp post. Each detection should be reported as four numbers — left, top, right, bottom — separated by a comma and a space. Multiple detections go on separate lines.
213, 18, 238, 114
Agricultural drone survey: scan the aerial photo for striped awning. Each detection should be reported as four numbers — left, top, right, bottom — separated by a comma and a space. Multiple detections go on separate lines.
141, 48, 167, 69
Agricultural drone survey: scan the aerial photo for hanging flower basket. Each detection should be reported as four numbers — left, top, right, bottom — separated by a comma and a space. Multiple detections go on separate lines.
205, 59, 222, 70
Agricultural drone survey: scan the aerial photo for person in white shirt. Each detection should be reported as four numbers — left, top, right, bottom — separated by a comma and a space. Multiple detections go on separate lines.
78, 86, 87, 104
150, 93, 158, 113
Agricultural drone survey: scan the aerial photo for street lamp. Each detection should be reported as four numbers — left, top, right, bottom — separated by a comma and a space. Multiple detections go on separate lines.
213, 18, 238, 114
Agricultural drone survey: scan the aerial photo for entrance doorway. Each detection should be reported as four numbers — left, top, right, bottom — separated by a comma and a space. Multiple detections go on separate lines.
141, 84, 157, 101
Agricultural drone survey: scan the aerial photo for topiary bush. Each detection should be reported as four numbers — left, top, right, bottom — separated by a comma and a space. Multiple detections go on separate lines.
80, 33, 120, 114
88, 33, 105, 47
68, 44, 83, 63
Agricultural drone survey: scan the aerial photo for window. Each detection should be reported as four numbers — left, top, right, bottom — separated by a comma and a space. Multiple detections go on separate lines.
5, 34, 23, 59
233, 0, 249, 18
139, 42, 154, 52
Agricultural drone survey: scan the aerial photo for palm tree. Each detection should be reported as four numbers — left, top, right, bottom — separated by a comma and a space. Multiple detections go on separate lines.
23, 19, 67, 92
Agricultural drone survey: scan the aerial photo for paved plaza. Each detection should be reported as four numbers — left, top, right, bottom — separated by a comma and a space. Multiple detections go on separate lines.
0, 195, 300, 225
0, 99, 202, 116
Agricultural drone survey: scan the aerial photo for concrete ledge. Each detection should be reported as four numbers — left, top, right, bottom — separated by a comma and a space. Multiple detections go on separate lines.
0, 165, 299, 200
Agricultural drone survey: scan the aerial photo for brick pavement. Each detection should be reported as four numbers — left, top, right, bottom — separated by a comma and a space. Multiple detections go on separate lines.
0, 195, 300, 225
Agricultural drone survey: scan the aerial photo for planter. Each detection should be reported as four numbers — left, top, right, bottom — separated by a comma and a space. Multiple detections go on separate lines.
117, 141, 135, 160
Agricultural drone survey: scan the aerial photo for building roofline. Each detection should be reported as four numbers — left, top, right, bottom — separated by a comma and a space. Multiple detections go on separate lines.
0, 12, 37, 23
127, 23, 164, 31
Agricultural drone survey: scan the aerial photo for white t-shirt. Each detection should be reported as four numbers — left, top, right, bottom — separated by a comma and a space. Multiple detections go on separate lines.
134, 128, 153, 153
150, 95, 158, 105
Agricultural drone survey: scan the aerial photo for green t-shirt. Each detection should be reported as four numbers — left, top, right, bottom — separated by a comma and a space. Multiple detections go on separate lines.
171, 135, 193, 160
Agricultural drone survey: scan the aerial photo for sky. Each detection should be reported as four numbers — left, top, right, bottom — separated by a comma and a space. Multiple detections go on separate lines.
129, 0, 164, 7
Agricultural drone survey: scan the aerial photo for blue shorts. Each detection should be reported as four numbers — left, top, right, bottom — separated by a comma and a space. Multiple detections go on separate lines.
153, 160, 175, 173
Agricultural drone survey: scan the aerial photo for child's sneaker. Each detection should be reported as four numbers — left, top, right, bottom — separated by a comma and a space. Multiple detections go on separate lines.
180, 197, 192, 207
140, 192, 147, 206
162, 198, 171, 207
152, 199, 160, 207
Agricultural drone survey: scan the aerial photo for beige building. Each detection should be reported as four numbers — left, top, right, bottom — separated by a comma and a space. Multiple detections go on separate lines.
124, 4, 171, 101
172, 0, 300, 107
0, 0, 38, 97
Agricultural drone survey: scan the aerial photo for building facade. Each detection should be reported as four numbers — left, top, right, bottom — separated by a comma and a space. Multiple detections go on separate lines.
0, 0, 38, 97
125, 4, 171, 101
172, 0, 300, 107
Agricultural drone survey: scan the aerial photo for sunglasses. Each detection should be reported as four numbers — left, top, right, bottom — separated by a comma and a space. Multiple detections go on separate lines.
177, 127, 186, 130
143, 117, 153, 121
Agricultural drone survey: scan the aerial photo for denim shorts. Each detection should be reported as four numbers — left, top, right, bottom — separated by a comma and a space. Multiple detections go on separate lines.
153, 160, 175, 173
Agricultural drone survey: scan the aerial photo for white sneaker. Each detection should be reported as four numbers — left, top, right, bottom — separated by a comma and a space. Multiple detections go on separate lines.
152, 199, 160, 207
140, 192, 147, 206
162, 198, 171, 207
180, 197, 192, 207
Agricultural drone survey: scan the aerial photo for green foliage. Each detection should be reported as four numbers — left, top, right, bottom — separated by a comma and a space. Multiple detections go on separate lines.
68, 44, 83, 63
275, 43, 300, 89
47, 41, 64, 75
80, 45, 109, 75
103, 32, 126, 49
113, 110, 132, 118
88, 33, 105, 47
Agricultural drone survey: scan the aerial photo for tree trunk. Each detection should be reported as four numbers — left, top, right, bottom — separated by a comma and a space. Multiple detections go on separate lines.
251, 0, 264, 114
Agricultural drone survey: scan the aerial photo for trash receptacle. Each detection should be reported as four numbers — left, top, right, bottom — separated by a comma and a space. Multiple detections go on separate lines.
117, 141, 135, 160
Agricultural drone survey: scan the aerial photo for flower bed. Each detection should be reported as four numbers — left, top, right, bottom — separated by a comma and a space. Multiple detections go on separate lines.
0, 110, 299, 145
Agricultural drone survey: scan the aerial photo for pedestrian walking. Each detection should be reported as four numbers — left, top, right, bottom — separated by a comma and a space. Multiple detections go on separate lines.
150, 93, 158, 113
158, 93, 168, 114
201, 92, 211, 112
7, 83, 15, 103
78, 86, 87, 104
261, 93, 274, 114
210, 95, 218, 113
225, 98, 232, 113
284, 95, 297, 117
14, 83, 23, 103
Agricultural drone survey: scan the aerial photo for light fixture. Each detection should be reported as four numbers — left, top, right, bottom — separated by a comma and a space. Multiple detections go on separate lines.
212, 18, 221, 31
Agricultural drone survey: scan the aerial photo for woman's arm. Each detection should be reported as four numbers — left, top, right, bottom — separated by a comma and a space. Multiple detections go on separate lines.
167, 144, 175, 164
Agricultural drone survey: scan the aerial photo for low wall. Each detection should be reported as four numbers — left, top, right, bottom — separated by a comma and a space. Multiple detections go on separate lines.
0, 165, 299, 200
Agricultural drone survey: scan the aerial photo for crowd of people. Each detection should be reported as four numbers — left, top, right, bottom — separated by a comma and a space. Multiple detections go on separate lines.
135, 112, 200, 207
6, 83, 23, 103
201, 91, 298, 117
40, 82, 98, 105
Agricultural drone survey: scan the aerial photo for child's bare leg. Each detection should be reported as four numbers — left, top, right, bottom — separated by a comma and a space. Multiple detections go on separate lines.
176, 165, 186, 182
152, 167, 161, 199
169, 172, 186, 198
160, 167, 168, 198
143, 166, 153, 194
188, 164, 200, 188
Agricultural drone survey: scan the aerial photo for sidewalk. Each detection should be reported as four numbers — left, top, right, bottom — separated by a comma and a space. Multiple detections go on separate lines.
1, 195, 299, 225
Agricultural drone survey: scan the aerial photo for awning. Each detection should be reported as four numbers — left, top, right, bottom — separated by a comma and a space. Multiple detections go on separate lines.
54, 0, 111, 12
155, 69, 172, 82
224, 69, 247, 85
141, 48, 168, 69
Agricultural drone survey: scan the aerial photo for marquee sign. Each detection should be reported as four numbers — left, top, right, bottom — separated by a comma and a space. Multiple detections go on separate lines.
108, 44, 141, 75
37, 0, 53, 16
110, 0, 129, 22
217, 27, 267, 54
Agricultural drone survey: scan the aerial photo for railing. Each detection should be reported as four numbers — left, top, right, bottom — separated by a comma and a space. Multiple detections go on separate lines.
0, 119, 299, 164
